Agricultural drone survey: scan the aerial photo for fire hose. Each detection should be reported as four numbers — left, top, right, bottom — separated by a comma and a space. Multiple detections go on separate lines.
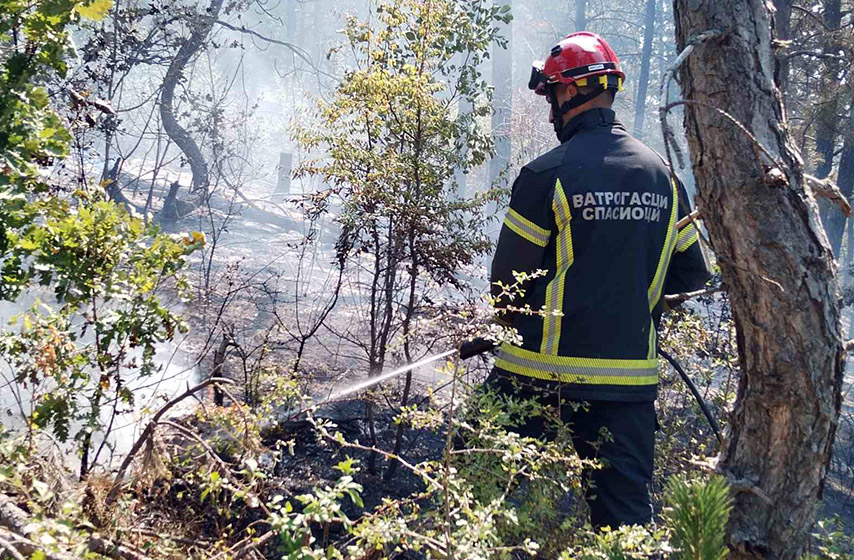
291, 338, 722, 445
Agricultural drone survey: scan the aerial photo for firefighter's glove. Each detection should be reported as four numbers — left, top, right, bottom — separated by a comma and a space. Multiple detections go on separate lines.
459, 337, 497, 360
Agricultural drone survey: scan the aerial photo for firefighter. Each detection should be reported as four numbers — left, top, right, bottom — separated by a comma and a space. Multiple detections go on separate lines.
487, 32, 711, 529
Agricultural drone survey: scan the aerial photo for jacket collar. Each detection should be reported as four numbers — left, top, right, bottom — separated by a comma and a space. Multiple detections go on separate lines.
557, 108, 619, 144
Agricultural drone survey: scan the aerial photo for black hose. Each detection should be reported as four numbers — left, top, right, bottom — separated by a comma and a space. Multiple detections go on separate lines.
657, 347, 723, 444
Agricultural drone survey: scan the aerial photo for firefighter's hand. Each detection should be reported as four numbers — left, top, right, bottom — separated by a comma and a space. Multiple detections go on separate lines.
459, 338, 496, 360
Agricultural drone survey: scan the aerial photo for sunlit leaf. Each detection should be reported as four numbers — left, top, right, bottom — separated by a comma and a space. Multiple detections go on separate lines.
74, 0, 113, 21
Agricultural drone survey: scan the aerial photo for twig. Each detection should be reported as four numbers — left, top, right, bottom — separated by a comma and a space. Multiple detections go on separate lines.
313, 420, 441, 489
663, 100, 784, 170
0, 495, 29, 534
121, 527, 213, 547
665, 286, 724, 304
158, 420, 271, 517
86, 535, 150, 560
105, 378, 236, 505
213, 20, 337, 81
209, 530, 275, 560
676, 209, 701, 230
659, 30, 722, 170
0, 535, 25, 560
0, 529, 74, 560
805, 174, 852, 216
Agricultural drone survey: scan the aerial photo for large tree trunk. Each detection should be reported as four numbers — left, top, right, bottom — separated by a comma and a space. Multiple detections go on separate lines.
488, 0, 513, 190
159, 0, 224, 194
673, 2, 845, 558
633, 0, 657, 139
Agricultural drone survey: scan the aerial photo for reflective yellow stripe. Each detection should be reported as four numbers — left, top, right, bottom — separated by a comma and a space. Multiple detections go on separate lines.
648, 179, 680, 310
675, 225, 699, 253
497, 343, 659, 386
647, 318, 657, 360
504, 208, 551, 247
541, 179, 574, 355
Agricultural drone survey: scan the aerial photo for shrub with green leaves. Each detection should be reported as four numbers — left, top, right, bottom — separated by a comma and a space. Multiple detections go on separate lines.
1, 0, 201, 478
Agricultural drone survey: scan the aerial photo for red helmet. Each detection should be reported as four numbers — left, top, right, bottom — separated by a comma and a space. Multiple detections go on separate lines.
529, 32, 625, 95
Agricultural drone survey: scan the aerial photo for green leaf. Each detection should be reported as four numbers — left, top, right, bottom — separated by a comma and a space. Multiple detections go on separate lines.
74, 0, 113, 21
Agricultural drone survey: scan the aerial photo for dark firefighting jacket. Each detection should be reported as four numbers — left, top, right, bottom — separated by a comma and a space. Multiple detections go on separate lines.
490, 108, 711, 402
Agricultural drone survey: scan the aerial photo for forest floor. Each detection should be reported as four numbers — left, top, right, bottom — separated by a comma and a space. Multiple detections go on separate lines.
128, 177, 854, 533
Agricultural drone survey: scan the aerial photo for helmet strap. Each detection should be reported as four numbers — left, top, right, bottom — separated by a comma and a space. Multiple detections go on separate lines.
549, 75, 621, 135
550, 86, 609, 133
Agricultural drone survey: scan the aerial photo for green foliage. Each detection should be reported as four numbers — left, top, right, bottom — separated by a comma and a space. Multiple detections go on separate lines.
664, 475, 732, 560
805, 517, 854, 560
0, 0, 202, 474
295, 0, 511, 283
562, 525, 672, 560
0, 199, 199, 448
0, 0, 110, 187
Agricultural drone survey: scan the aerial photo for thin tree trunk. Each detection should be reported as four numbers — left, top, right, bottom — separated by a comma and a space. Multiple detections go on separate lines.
488, 0, 512, 190
830, 111, 854, 256
815, 1, 843, 251
633, 0, 657, 139
455, 97, 472, 198
814, 0, 841, 181
847, 215, 854, 339
575, 0, 587, 31
673, 2, 845, 558
159, 0, 223, 194
772, 0, 793, 99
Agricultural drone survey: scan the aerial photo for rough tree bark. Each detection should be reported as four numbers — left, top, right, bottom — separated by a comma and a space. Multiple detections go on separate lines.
673, 1, 845, 558
159, 0, 224, 194
633, 0, 657, 139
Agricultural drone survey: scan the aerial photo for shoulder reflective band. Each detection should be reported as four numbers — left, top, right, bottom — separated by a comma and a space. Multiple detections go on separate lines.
541, 179, 574, 355
675, 224, 699, 253
648, 179, 680, 311
496, 343, 659, 386
504, 208, 551, 247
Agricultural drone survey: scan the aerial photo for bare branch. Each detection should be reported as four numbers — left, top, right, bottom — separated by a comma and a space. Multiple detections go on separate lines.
658, 30, 723, 170
805, 174, 852, 216
0, 535, 25, 560
665, 286, 725, 304
214, 20, 338, 80
106, 377, 236, 505
676, 209, 701, 230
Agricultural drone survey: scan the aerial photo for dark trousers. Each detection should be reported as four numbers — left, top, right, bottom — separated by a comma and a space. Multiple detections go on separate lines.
483, 372, 655, 529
